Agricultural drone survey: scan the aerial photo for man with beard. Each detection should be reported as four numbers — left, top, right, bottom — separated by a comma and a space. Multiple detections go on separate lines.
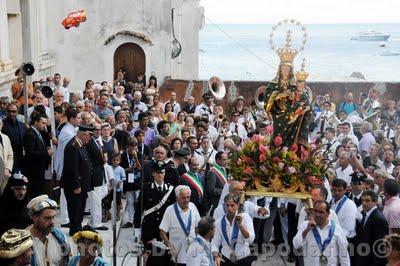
27, 195, 70, 266
294, 200, 350, 266
61, 126, 93, 236
0, 228, 33, 266
0, 173, 31, 235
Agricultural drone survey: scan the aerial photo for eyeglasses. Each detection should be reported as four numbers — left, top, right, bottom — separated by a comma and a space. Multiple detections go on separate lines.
7, 110, 17, 113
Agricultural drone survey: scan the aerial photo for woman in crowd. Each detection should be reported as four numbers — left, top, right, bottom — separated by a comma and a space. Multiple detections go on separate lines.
144, 76, 158, 106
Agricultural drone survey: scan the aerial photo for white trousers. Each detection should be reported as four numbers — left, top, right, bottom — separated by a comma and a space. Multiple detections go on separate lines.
90, 186, 103, 228
58, 188, 69, 224
126, 191, 135, 223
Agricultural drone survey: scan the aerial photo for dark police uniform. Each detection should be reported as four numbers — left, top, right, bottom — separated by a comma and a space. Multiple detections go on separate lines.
346, 172, 367, 207
60, 135, 92, 236
134, 162, 175, 266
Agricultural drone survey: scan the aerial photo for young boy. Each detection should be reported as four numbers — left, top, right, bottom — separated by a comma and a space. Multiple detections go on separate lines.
102, 153, 114, 222
112, 154, 125, 220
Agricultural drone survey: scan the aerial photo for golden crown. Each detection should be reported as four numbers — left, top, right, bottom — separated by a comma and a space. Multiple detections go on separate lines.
278, 30, 297, 65
296, 58, 308, 82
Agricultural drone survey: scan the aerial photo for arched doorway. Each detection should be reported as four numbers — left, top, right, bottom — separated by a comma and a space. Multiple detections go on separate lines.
113, 43, 145, 83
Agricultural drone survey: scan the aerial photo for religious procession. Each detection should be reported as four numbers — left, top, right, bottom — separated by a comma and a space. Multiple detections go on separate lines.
1, 1, 400, 266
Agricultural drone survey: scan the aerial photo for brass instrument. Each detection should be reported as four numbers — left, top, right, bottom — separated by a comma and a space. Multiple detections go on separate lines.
254, 86, 267, 110
208, 76, 226, 100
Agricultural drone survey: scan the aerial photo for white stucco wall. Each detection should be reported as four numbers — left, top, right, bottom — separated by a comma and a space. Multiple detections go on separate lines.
44, 0, 203, 95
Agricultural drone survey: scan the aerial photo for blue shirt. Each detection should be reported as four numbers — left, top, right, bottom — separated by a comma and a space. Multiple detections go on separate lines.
112, 165, 125, 192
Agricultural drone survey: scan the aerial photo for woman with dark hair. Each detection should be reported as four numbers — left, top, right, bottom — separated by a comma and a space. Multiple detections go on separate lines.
163, 102, 174, 119
113, 69, 126, 88
170, 137, 183, 153
144, 76, 158, 106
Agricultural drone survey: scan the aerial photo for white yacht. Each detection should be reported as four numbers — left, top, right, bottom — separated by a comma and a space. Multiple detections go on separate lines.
351, 29, 390, 41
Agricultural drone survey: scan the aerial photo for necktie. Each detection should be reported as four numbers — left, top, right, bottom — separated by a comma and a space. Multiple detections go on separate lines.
270, 197, 278, 208
158, 186, 162, 192
360, 211, 367, 227
320, 112, 326, 132
235, 124, 239, 135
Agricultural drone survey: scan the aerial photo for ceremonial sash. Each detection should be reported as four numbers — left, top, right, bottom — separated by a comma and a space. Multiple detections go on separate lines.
210, 164, 228, 184
333, 196, 348, 215
195, 237, 214, 266
174, 203, 192, 237
312, 220, 336, 254
182, 171, 204, 198
221, 215, 239, 249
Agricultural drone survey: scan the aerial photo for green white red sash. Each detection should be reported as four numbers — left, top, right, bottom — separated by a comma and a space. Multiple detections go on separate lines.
210, 164, 228, 184
182, 171, 204, 198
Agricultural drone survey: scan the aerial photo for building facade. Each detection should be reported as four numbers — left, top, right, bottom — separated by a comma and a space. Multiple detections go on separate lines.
0, 0, 204, 94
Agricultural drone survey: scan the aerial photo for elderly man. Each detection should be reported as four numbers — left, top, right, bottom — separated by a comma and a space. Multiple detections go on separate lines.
60, 76, 70, 103
335, 152, 354, 186
60, 126, 93, 236
293, 200, 350, 266
212, 193, 255, 265
358, 121, 376, 159
181, 157, 206, 215
131, 91, 147, 121
53, 89, 65, 107
206, 151, 229, 214
0, 229, 33, 266
186, 216, 215, 265
182, 96, 196, 114
160, 185, 201, 266
27, 195, 70, 265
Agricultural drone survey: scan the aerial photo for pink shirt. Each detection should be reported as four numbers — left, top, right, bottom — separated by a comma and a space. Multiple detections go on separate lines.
383, 196, 400, 232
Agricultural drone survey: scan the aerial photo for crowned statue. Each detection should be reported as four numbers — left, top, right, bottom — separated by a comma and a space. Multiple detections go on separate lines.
264, 24, 312, 147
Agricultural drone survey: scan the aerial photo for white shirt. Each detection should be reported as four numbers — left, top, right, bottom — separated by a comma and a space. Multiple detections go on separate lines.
159, 202, 201, 264
186, 235, 213, 266
194, 148, 217, 169
195, 103, 214, 120
211, 213, 255, 260
169, 101, 181, 115
331, 196, 357, 238
213, 200, 269, 220
297, 207, 340, 230
293, 220, 350, 266
32, 232, 65, 266
335, 165, 353, 186
229, 122, 247, 141
131, 101, 148, 121
55, 123, 76, 179
377, 161, 395, 175
27, 105, 51, 123
60, 86, 70, 103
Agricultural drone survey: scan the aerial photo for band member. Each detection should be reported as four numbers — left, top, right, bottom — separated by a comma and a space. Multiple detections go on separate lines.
134, 161, 175, 266
160, 185, 201, 265
27, 195, 70, 265
60, 126, 93, 236
194, 136, 216, 174
186, 216, 215, 265
293, 200, 350, 266
347, 172, 367, 207
212, 193, 255, 266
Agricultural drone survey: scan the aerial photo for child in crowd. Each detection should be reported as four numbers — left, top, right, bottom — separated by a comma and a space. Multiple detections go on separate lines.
112, 153, 126, 220
102, 153, 114, 222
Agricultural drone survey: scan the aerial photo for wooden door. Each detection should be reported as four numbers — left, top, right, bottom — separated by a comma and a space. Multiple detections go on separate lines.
113, 43, 145, 83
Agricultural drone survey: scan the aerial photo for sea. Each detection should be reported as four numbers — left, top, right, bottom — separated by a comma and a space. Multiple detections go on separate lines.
199, 23, 400, 82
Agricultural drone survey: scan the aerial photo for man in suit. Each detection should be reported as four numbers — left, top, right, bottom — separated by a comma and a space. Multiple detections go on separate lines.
181, 156, 206, 216
22, 112, 52, 198
0, 118, 14, 194
206, 151, 228, 215
2, 103, 26, 174
355, 190, 389, 266
134, 161, 175, 266
61, 126, 93, 236
86, 122, 108, 230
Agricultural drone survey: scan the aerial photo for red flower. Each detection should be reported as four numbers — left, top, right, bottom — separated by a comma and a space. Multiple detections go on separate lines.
259, 144, 268, 154
307, 175, 322, 185
290, 143, 298, 152
265, 124, 274, 135
273, 157, 281, 164
242, 156, 254, 164
259, 154, 267, 163
274, 135, 283, 147
252, 134, 261, 142
243, 167, 253, 175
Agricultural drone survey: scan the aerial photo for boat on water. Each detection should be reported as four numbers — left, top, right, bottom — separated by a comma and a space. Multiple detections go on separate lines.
351, 29, 390, 41
379, 49, 399, 56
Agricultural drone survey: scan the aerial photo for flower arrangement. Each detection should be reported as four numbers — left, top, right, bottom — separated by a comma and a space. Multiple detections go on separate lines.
229, 133, 328, 194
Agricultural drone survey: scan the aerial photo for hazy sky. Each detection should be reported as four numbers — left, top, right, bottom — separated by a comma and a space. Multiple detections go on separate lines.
200, 0, 400, 24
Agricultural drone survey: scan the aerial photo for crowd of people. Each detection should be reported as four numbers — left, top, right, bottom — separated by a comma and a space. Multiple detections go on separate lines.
0, 67, 400, 266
